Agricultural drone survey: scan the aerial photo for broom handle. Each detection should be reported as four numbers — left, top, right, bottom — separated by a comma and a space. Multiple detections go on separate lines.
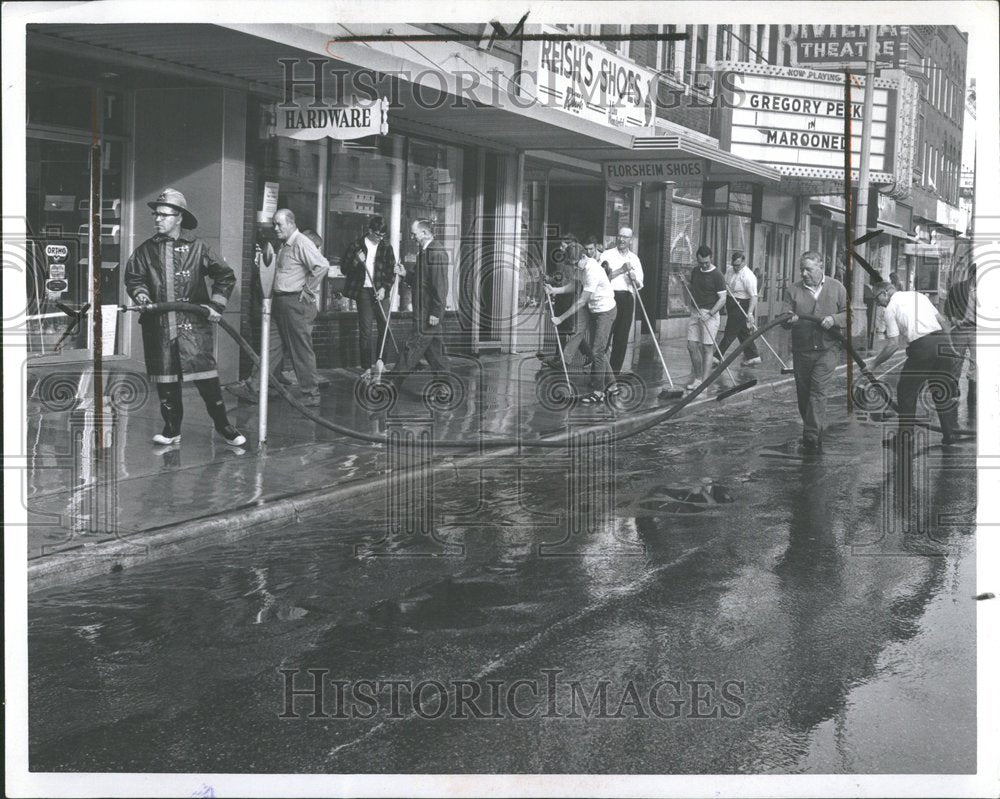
626, 273, 675, 388
681, 279, 737, 383
724, 287, 790, 369
376, 276, 398, 362
544, 289, 572, 387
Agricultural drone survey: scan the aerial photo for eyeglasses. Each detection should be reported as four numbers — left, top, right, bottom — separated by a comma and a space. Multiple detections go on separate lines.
151, 211, 180, 219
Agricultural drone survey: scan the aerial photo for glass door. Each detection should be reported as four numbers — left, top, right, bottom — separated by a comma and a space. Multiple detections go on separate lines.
25, 135, 125, 358
26, 137, 93, 355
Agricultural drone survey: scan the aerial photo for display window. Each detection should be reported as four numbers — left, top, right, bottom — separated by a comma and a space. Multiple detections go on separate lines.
254, 114, 464, 316
25, 74, 128, 361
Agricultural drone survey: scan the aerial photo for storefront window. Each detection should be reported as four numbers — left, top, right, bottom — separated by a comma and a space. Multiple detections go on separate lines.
666, 200, 702, 316
259, 137, 321, 232
27, 75, 93, 130
728, 215, 751, 256
604, 186, 635, 247
810, 222, 824, 256
256, 114, 465, 316
25, 136, 125, 357
520, 174, 548, 312
752, 222, 769, 299
670, 202, 701, 266
325, 135, 405, 307
729, 188, 753, 215
400, 137, 463, 312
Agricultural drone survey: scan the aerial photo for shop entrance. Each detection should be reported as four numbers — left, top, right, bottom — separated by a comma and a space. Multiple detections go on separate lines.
753, 223, 794, 321
516, 162, 607, 355
546, 179, 606, 247
25, 135, 126, 360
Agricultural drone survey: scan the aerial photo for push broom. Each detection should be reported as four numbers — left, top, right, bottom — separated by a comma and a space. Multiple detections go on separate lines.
371, 276, 398, 385
625, 273, 684, 400
543, 287, 574, 395
724, 287, 795, 375
681, 279, 757, 401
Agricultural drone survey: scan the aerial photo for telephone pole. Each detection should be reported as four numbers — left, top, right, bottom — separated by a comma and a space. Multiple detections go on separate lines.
846, 25, 878, 412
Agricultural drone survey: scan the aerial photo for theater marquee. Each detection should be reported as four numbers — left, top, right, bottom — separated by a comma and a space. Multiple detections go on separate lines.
717, 62, 898, 183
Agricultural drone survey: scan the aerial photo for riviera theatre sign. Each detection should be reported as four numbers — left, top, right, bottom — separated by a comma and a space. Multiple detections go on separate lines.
267, 97, 389, 141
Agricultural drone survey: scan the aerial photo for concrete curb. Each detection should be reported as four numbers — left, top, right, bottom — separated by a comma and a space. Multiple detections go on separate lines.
29, 361, 873, 593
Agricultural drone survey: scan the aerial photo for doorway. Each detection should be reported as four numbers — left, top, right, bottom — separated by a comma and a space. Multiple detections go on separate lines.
26, 134, 126, 360
522, 165, 606, 356
546, 179, 605, 248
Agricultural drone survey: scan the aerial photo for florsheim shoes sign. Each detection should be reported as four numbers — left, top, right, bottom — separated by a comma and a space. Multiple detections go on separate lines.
266, 97, 389, 140
602, 159, 705, 187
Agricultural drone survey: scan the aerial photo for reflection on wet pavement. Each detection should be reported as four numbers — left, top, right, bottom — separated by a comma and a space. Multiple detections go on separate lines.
28, 372, 977, 774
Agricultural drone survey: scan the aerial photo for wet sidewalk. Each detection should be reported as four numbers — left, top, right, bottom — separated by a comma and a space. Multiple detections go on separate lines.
24, 324, 869, 590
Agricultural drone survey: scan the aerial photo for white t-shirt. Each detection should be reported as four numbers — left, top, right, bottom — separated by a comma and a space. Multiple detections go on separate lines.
602, 247, 644, 293
725, 265, 758, 299
883, 290, 943, 344
578, 258, 616, 313
363, 236, 378, 288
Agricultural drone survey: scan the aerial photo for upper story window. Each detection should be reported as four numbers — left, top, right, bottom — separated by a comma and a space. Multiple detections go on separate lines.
659, 25, 678, 75
695, 25, 708, 66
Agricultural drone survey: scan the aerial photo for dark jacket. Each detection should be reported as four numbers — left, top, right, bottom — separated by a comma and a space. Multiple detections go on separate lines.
406, 238, 449, 322
782, 278, 848, 352
124, 231, 236, 382
341, 236, 396, 300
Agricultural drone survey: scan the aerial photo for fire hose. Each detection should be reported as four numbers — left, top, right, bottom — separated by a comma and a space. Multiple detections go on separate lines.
797, 313, 973, 438
118, 303, 969, 446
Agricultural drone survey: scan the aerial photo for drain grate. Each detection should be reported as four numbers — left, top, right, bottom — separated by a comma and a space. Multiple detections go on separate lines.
636, 479, 735, 515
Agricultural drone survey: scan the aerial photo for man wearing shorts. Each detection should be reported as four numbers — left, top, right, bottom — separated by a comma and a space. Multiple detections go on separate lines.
686, 245, 727, 389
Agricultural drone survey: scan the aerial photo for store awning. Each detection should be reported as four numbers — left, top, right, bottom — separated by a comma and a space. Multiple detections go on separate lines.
876, 225, 916, 241
628, 135, 782, 181
28, 22, 781, 184
810, 201, 846, 225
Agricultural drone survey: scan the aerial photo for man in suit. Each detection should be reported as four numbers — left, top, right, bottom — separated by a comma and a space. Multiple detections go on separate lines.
783, 250, 848, 450
387, 218, 450, 391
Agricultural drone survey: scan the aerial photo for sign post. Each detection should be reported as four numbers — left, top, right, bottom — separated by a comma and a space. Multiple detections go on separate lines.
257, 241, 276, 448
855, 26, 879, 295
844, 68, 854, 413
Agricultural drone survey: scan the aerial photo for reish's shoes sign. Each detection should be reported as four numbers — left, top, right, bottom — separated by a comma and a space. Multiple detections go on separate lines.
267, 97, 389, 140
521, 25, 657, 130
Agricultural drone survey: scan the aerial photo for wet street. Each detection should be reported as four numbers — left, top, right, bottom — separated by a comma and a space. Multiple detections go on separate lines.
28, 383, 977, 774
